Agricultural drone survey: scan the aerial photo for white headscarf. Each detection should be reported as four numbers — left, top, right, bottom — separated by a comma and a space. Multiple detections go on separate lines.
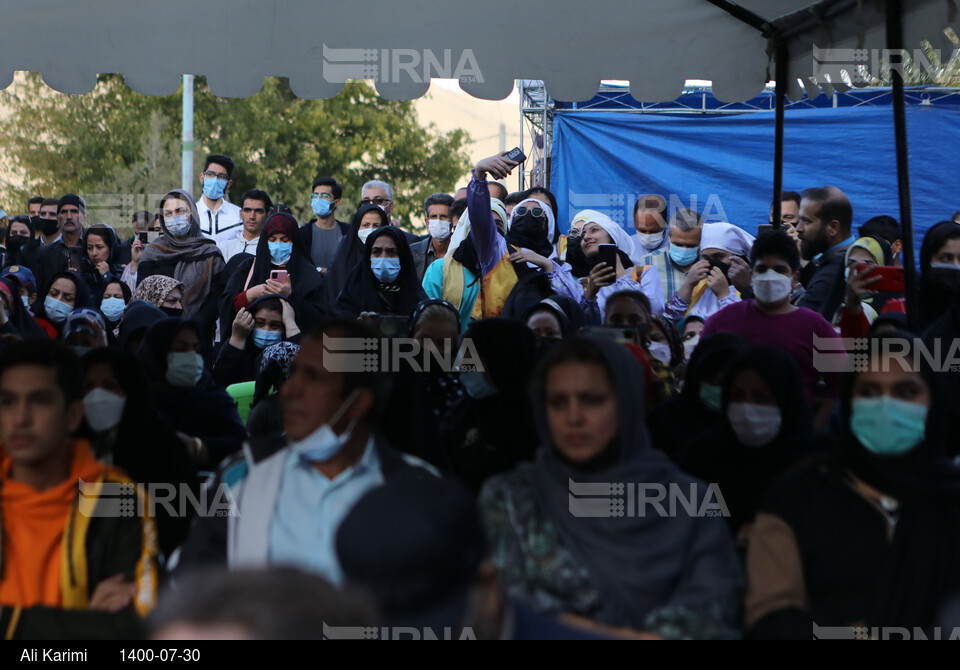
699, 222, 755, 256
571, 209, 635, 258
508, 197, 557, 244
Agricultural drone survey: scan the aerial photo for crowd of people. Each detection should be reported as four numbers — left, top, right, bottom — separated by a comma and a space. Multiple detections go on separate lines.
1, 148, 959, 640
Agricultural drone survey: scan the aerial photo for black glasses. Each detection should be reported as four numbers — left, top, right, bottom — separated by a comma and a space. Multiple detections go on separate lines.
515, 206, 545, 219
242, 207, 266, 215
202, 170, 230, 181
361, 197, 392, 206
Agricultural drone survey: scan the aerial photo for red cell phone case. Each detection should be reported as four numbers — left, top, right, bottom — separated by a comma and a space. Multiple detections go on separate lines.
858, 264, 904, 293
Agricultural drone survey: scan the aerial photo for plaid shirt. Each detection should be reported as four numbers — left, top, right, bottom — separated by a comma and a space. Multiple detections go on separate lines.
640, 249, 689, 306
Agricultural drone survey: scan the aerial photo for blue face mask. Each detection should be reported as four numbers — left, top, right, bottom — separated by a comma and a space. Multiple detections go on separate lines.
851, 396, 928, 456
460, 369, 498, 400
165, 214, 192, 237
288, 389, 359, 463
669, 245, 699, 267
371, 257, 401, 283
202, 176, 227, 200
268, 241, 293, 266
100, 297, 125, 322
311, 196, 333, 218
252, 328, 283, 349
700, 383, 723, 412
44, 295, 73, 324
21, 295, 30, 309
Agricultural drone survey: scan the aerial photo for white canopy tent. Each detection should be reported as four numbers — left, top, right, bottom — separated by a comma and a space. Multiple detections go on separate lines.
1, 0, 956, 327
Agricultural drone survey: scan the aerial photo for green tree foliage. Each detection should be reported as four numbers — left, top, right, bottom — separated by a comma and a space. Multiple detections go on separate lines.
0, 74, 471, 234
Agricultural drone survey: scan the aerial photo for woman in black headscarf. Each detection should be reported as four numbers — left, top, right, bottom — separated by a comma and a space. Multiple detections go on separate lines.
439, 318, 540, 492
682, 347, 833, 542
919, 221, 960, 454
335, 226, 427, 316
324, 204, 390, 305
380, 299, 465, 471
219, 211, 327, 339
213, 295, 301, 388
77, 223, 124, 298
77, 347, 200, 557
95, 278, 132, 344
646, 332, 747, 463
479, 336, 743, 638
31, 270, 93, 339
136, 317, 246, 470
746, 330, 960, 639
919, 221, 960, 329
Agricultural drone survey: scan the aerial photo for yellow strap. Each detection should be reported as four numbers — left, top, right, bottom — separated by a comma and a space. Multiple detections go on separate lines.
4, 606, 21, 640
132, 483, 159, 617
62, 479, 97, 609
441, 256, 466, 311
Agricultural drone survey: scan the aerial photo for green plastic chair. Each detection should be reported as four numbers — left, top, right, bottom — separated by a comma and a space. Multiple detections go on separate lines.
226, 381, 257, 423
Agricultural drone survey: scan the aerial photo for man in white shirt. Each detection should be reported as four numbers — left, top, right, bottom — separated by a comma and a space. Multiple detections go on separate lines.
218, 189, 273, 262
196, 153, 243, 244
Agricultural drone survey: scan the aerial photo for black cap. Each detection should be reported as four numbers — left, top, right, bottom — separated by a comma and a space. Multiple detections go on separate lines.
57, 193, 86, 213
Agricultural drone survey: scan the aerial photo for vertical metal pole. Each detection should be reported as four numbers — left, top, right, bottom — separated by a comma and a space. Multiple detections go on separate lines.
181, 75, 195, 193
886, 0, 919, 332
772, 38, 787, 229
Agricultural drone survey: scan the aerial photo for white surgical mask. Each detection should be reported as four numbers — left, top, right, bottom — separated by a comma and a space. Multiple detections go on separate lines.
751, 270, 793, 304
636, 230, 665, 250
83, 388, 127, 432
727, 402, 783, 447
683, 335, 700, 362
357, 227, 376, 243
648, 341, 673, 365
288, 389, 359, 463
428, 219, 451, 241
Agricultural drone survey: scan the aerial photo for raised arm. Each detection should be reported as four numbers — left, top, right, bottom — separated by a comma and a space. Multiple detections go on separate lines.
470, 153, 517, 276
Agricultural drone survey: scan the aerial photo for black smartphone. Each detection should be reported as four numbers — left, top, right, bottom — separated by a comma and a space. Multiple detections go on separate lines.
139, 231, 161, 244
504, 147, 526, 164
597, 244, 618, 269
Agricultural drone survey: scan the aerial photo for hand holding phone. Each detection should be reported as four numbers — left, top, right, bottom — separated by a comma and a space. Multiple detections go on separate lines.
856, 263, 904, 293
270, 269, 289, 285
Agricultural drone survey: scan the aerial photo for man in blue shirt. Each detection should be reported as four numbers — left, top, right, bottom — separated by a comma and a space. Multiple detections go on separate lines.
176, 319, 432, 582
796, 185, 855, 319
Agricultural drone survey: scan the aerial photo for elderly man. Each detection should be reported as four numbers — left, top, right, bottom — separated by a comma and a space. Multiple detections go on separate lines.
361, 180, 421, 244
664, 221, 755, 323
639, 208, 704, 308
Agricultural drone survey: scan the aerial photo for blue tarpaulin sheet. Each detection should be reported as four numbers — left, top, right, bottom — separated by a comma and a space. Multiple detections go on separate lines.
551, 106, 960, 260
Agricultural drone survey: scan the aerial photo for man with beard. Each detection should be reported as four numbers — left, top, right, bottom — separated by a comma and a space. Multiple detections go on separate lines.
33, 194, 87, 297
795, 186, 854, 319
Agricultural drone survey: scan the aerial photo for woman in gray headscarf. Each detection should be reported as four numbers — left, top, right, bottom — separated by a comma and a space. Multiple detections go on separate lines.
138, 189, 225, 330
479, 336, 743, 639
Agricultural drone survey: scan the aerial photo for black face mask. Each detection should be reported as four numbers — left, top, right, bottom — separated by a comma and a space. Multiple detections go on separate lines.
34, 216, 60, 237
708, 258, 731, 281
5, 234, 29, 254
506, 212, 553, 258
932, 265, 960, 294
160, 306, 183, 318
565, 236, 593, 279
